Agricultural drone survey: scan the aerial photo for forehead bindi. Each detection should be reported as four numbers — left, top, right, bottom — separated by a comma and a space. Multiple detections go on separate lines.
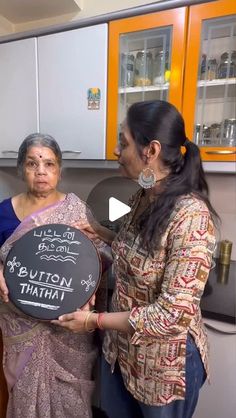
26, 146, 57, 162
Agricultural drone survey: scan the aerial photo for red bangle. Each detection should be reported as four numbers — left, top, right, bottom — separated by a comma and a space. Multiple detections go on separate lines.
97, 312, 105, 330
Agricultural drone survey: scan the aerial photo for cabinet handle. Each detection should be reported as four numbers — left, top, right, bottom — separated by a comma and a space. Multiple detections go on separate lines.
204, 322, 236, 335
205, 150, 236, 155
2, 150, 18, 154
62, 150, 81, 154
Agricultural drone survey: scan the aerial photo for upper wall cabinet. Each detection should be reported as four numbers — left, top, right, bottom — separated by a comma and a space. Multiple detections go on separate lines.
37, 24, 107, 159
0, 38, 38, 158
183, 0, 236, 162
106, 8, 188, 160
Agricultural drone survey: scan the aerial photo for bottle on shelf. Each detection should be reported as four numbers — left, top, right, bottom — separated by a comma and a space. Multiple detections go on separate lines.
207, 58, 218, 80
217, 51, 236, 78
120, 53, 135, 87
134, 51, 153, 87
153, 50, 169, 85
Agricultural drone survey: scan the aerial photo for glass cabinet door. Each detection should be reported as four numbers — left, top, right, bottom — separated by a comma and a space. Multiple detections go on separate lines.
183, 0, 236, 163
194, 16, 236, 150
118, 27, 172, 134
107, 8, 187, 159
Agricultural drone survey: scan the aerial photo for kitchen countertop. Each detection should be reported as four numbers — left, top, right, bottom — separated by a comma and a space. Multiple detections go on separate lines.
201, 260, 236, 324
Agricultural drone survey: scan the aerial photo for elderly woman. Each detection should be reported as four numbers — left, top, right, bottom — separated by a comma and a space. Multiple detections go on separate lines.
56, 101, 219, 418
0, 133, 109, 418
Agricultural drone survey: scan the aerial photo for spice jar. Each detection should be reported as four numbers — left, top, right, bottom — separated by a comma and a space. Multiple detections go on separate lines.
219, 240, 232, 265
134, 51, 153, 87
194, 124, 201, 144
153, 50, 169, 85
209, 123, 221, 144
223, 119, 236, 146
207, 59, 217, 80
217, 52, 236, 78
120, 53, 135, 87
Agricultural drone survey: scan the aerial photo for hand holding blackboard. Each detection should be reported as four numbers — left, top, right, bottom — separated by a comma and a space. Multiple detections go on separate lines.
4, 224, 101, 320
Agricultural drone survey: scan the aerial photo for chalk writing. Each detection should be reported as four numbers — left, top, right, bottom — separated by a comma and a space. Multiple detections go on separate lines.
4, 224, 101, 319
34, 227, 81, 264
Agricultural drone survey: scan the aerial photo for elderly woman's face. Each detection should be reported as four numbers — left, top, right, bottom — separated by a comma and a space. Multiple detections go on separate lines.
23, 146, 61, 195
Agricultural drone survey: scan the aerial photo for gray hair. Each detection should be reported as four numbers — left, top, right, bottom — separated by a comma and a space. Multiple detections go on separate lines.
17, 133, 62, 175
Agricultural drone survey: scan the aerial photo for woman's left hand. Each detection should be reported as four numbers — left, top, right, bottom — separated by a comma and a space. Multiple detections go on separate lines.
52, 309, 92, 333
51, 293, 96, 332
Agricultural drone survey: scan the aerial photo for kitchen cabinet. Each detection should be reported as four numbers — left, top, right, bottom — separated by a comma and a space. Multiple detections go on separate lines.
183, 0, 236, 162
0, 38, 38, 158
106, 7, 188, 160
38, 24, 107, 159
0, 24, 107, 162
107, 0, 236, 166
193, 318, 236, 418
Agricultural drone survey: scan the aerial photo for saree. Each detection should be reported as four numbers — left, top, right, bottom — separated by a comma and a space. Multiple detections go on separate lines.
0, 193, 111, 418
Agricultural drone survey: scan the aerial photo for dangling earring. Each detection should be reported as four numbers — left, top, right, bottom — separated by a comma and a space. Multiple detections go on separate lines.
138, 167, 157, 189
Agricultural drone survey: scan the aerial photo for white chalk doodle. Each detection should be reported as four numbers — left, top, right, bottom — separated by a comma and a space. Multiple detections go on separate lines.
7, 256, 21, 273
40, 254, 77, 264
81, 274, 96, 292
17, 299, 60, 310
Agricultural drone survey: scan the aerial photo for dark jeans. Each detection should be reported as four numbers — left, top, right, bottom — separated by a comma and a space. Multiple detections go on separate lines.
101, 334, 206, 418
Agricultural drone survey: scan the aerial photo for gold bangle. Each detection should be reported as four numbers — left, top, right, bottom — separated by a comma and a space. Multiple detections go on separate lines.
84, 310, 96, 333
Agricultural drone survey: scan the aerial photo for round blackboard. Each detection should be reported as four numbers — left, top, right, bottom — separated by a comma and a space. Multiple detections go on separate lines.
4, 224, 101, 320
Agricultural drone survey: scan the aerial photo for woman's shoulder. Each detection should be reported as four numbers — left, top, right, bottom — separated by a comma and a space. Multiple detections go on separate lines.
0, 197, 20, 247
176, 194, 210, 215
0, 196, 20, 221
0, 197, 13, 213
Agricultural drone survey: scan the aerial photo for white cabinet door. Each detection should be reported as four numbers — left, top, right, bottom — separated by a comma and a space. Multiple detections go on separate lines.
38, 24, 107, 159
0, 38, 38, 158
193, 319, 236, 418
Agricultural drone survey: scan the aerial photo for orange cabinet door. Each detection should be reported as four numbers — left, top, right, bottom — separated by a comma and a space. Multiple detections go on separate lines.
106, 7, 188, 160
183, 0, 236, 162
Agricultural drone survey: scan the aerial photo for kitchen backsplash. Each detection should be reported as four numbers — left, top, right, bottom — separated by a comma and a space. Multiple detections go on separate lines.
0, 167, 235, 259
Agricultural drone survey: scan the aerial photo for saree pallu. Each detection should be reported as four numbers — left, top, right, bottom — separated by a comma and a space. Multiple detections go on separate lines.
0, 193, 111, 418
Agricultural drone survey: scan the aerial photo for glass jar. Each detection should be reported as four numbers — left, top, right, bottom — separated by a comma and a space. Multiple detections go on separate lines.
194, 124, 201, 144
209, 123, 221, 144
120, 53, 135, 87
153, 50, 169, 85
207, 59, 217, 80
217, 52, 236, 78
134, 51, 153, 87
223, 119, 236, 146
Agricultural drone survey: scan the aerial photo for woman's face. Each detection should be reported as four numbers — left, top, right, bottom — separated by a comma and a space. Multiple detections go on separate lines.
114, 124, 145, 180
23, 146, 61, 196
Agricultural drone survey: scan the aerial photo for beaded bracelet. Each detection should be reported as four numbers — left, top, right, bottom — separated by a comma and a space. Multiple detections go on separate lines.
84, 310, 96, 332
97, 312, 106, 330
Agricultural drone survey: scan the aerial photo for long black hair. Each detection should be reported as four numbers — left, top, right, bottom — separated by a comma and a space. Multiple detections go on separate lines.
127, 100, 219, 252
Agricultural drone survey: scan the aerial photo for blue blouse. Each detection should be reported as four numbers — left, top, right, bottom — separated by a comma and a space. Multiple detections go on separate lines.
0, 198, 21, 247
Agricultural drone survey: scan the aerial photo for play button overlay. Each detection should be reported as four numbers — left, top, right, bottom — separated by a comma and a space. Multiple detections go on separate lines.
109, 197, 131, 222
86, 176, 139, 229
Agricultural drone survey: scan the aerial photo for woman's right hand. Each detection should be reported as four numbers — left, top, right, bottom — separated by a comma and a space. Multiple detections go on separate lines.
0, 267, 9, 302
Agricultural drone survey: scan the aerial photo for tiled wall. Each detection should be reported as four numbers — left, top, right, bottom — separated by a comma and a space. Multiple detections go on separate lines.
0, 167, 235, 259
